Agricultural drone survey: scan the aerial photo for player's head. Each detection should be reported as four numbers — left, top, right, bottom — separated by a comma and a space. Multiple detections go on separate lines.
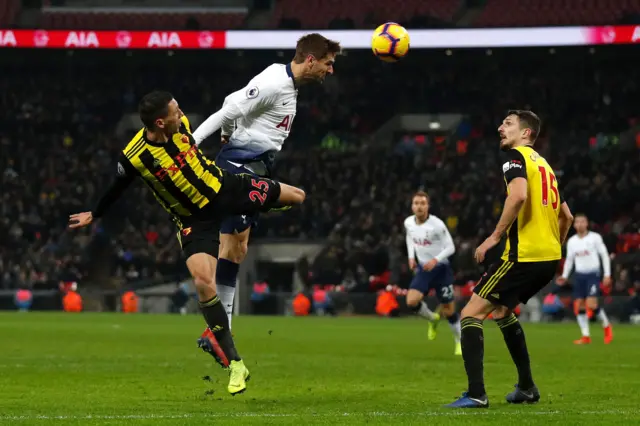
293, 33, 341, 83
498, 110, 541, 151
574, 213, 589, 234
139, 91, 183, 136
411, 191, 430, 220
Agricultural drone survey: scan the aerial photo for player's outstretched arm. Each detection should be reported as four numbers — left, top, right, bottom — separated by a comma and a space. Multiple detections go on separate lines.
193, 84, 279, 145
68, 156, 135, 229
192, 97, 239, 145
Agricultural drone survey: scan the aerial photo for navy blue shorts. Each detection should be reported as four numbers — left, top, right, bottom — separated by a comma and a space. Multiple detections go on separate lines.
573, 272, 601, 299
216, 157, 260, 234
409, 263, 454, 304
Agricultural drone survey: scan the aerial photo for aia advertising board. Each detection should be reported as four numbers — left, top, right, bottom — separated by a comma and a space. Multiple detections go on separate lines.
0, 26, 638, 49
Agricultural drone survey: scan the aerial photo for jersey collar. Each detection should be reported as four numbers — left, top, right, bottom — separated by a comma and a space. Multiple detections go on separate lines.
285, 62, 297, 89
415, 214, 430, 225
143, 129, 168, 148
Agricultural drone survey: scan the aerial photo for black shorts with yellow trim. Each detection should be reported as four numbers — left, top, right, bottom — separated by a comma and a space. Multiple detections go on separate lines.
176, 220, 220, 260
473, 259, 559, 309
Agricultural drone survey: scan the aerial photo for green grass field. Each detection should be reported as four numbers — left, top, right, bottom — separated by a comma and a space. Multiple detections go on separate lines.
0, 313, 638, 425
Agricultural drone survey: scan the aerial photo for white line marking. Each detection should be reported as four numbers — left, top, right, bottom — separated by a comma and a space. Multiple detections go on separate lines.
2, 410, 638, 421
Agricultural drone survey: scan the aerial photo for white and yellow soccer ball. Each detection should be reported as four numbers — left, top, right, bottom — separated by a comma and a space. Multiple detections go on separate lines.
371, 22, 410, 62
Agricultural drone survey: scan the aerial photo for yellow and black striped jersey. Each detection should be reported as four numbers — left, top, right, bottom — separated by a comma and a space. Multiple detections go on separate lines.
93, 115, 224, 229
501, 145, 562, 262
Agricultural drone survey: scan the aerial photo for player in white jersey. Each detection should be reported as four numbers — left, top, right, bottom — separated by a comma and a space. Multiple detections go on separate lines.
191, 34, 340, 349
557, 214, 613, 344
404, 191, 461, 355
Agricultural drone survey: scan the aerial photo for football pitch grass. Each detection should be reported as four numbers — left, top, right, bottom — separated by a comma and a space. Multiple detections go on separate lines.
0, 313, 638, 425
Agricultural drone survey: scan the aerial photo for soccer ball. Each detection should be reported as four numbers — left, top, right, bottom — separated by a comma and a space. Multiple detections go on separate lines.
371, 23, 410, 62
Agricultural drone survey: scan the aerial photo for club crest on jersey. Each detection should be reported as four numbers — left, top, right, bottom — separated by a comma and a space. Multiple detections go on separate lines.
246, 86, 259, 99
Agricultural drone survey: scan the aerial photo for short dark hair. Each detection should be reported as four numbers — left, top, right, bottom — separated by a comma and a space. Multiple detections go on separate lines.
507, 109, 541, 142
413, 190, 429, 200
575, 213, 588, 220
139, 91, 174, 129
293, 33, 342, 64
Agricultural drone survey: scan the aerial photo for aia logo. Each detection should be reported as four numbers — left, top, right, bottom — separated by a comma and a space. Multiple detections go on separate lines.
413, 238, 432, 246
147, 32, 182, 48
575, 250, 591, 257
276, 114, 295, 132
0, 30, 17, 47
65, 31, 100, 47
154, 145, 198, 180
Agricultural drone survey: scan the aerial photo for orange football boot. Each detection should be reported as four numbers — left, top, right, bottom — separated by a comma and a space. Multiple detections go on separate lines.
604, 325, 613, 344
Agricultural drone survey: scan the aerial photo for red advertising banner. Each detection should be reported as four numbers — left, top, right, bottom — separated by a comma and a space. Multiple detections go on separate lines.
0, 26, 639, 49
0, 30, 226, 49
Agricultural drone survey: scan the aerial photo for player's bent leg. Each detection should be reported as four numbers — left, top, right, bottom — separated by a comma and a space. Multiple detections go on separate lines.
440, 302, 461, 354
406, 289, 439, 322
492, 305, 539, 404
217, 228, 251, 329
574, 298, 591, 344
587, 296, 613, 343
277, 182, 305, 205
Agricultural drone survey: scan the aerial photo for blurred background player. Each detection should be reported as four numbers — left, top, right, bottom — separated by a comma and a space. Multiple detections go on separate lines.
557, 214, 613, 344
404, 191, 461, 356
69, 91, 305, 395
192, 33, 341, 330
446, 111, 574, 408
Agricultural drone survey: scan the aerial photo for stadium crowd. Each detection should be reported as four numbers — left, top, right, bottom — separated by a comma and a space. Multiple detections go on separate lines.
0, 48, 638, 304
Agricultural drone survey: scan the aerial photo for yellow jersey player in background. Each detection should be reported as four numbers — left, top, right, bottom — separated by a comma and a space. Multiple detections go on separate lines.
68, 91, 305, 395
446, 110, 574, 409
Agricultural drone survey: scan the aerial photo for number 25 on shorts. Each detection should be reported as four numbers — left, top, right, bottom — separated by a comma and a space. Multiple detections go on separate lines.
249, 178, 269, 205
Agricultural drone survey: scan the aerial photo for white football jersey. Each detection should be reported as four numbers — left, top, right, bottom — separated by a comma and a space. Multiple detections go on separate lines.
222, 63, 297, 158
404, 214, 456, 266
561, 231, 611, 278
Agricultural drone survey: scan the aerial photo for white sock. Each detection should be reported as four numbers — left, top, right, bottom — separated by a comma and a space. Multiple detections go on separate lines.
217, 285, 236, 329
577, 313, 590, 337
448, 318, 461, 343
597, 308, 610, 328
417, 302, 436, 320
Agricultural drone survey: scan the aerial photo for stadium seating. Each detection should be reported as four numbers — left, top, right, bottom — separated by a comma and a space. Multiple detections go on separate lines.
0, 48, 638, 291
0, 0, 20, 27
40, 10, 247, 30
474, 0, 640, 27
270, 0, 459, 29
